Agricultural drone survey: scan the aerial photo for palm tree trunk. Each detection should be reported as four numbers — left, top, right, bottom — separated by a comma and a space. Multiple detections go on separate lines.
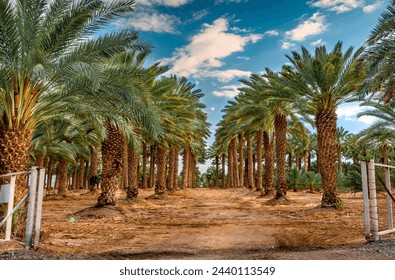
232, 138, 240, 187
155, 146, 167, 195
142, 142, 148, 189
227, 142, 233, 188
247, 134, 254, 190
182, 145, 190, 189
83, 160, 89, 189
97, 125, 124, 207
56, 159, 69, 196
47, 159, 53, 189
256, 130, 263, 191
127, 147, 139, 198
148, 144, 156, 189
221, 154, 226, 189
214, 155, 219, 188
190, 153, 196, 188
238, 133, 244, 188
167, 146, 175, 191
382, 144, 388, 165
274, 114, 287, 199
71, 163, 77, 190
288, 152, 293, 168
296, 155, 301, 170
303, 150, 309, 173
35, 155, 45, 168
263, 131, 274, 196
316, 110, 341, 207
308, 152, 312, 171
77, 158, 85, 190
121, 141, 129, 190
173, 148, 179, 190
89, 147, 99, 191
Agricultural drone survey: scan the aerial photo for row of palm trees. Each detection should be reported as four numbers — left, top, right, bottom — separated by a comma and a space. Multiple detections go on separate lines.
0, 0, 209, 207
210, 0, 395, 207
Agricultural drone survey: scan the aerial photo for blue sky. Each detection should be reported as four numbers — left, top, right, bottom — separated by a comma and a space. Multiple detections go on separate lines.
113, 0, 388, 169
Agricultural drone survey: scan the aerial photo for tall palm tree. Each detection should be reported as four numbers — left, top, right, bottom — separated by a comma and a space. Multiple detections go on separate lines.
279, 42, 363, 207
362, 0, 395, 102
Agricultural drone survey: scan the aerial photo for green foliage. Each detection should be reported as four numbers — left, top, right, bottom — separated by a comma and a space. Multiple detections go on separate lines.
302, 171, 322, 191
286, 168, 304, 191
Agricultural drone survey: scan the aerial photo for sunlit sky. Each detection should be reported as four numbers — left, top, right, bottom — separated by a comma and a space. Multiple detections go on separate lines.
110, 0, 388, 170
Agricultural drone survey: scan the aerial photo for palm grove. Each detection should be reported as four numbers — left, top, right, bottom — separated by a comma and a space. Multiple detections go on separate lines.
1, 0, 395, 223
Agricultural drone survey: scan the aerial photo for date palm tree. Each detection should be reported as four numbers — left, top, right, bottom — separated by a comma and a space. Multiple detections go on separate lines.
279, 42, 364, 207
0, 0, 150, 200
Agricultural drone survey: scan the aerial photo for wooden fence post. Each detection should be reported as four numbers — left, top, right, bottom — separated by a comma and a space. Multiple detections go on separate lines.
361, 161, 370, 239
33, 169, 45, 249
25, 167, 38, 248
368, 160, 379, 241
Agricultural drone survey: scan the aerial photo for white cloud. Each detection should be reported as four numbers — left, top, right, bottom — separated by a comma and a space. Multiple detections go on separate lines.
117, 10, 180, 33
336, 104, 377, 125
363, 1, 384, 13
281, 41, 296, 49
311, 38, 326, 46
191, 9, 209, 21
213, 85, 240, 98
264, 30, 280, 37
136, 0, 191, 7
197, 69, 251, 82
237, 56, 250, 61
285, 12, 328, 42
308, 0, 364, 13
210, 107, 216, 111
164, 17, 262, 80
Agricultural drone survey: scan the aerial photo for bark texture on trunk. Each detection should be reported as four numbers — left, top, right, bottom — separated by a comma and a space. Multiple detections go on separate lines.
89, 147, 99, 191
121, 141, 129, 190
316, 110, 341, 207
182, 145, 190, 189
35, 155, 45, 168
274, 114, 287, 199
238, 133, 244, 189
155, 146, 167, 195
263, 131, 274, 196
247, 134, 254, 190
256, 130, 263, 192
127, 147, 139, 198
97, 125, 124, 207
142, 142, 148, 189
56, 159, 69, 196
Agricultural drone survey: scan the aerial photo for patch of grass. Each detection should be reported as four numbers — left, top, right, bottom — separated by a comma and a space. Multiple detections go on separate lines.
335, 202, 344, 211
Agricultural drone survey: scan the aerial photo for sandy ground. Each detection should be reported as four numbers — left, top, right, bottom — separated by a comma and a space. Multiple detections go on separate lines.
1, 188, 395, 260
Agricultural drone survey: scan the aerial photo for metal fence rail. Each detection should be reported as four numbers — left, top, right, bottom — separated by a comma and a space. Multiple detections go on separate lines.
361, 160, 395, 241
0, 167, 45, 249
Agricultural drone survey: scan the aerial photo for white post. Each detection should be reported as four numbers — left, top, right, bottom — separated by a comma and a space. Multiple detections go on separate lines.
368, 160, 379, 241
4, 175, 16, 241
361, 161, 370, 239
33, 169, 45, 249
25, 167, 38, 248
384, 166, 393, 231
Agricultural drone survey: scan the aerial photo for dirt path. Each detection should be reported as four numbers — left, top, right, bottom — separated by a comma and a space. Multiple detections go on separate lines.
1, 188, 395, 259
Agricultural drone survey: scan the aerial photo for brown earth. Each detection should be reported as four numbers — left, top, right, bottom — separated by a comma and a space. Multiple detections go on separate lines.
1, 188, 395, 259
